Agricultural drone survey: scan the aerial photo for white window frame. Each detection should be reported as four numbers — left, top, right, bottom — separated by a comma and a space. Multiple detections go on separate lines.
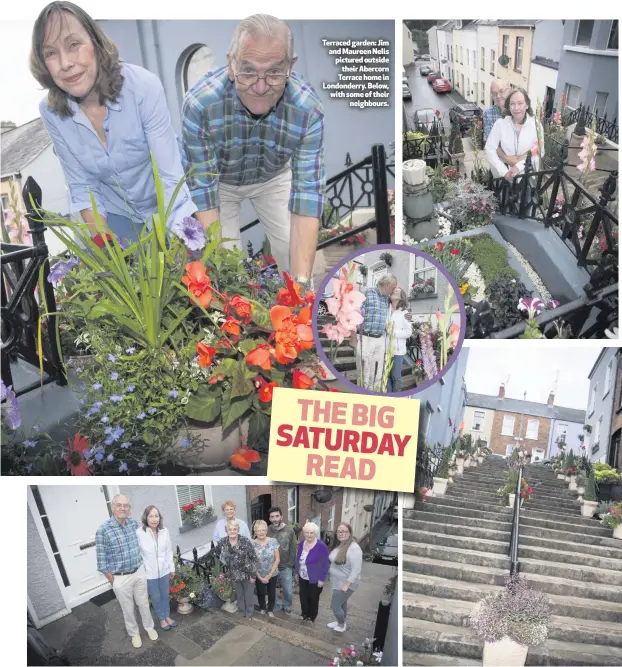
412, 256, 438, 296
181, 44, 217, 95
328, 505, 335, 532
502, 415, 515, 436
490, 49, 496, 75
589, 383, 597, 415
472, 410, 486, 431
526, 419, 539, 440
604, 358, 613, 398
515, 37, 524, 72
556, 423, 568, 444
564, 83, 582, 110
607, 20, 618, 50
594, 91, 609, 115
287, 487, 298, 524
176, 485, 213, 524
594, 416, 602, 447
480, 46, 485, 71
502, 34, 509, 58
481, 81, 485, 105
575, 20, 595, 48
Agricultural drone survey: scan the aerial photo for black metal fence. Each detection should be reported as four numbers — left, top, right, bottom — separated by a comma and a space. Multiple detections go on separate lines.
415, 442, 444, 490
563, 103, 618, 144
176, 544, 218, 582
403, 133, 447, 166
1, 177, 66, 394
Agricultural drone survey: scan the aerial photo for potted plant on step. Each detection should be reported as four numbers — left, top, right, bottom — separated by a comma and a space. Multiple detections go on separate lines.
593, 463, 622, 502
169, 561, 203, 614
575, 472, 586, 498
210, 559, 237, 613
598, 501, 622, 539
433, 446, 452, 496
470, 575, 551, 667
581, 470, 599, 517
455, 449, 465, 475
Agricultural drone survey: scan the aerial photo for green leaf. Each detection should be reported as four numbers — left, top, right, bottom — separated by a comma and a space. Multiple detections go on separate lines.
270, 367, 286, 385
230, 360, 254, 399
216, 358, 237, 376
239, 338, 266, 355
221, 385, 252, 430
186, 386, 222, 423
248, 410, 270, 446
143, 432, 154, 445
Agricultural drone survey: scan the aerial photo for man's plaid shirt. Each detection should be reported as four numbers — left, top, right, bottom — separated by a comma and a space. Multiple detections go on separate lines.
96, 517, 142, 574
182, 67, 326, 218
360, 287, 390, 336
483, 105, 503, 142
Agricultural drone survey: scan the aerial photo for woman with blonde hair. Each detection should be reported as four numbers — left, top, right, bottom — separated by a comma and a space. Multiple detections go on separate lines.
295, 522, 329, 623
327, 523, 363, 633
213, 500, 251, 543
30, 2, 196, 241
252, 520, 280, 616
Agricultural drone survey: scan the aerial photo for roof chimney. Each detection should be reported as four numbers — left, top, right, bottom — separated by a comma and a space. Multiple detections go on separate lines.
498, 383, 505, 399
547, 391, 555, 407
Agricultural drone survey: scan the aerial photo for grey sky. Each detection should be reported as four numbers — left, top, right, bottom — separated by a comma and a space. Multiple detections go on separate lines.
464, 345, 605, 410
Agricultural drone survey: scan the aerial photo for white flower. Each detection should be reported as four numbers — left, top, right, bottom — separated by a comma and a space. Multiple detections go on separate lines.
190, 592, 196, 598
356, 662, 364, 666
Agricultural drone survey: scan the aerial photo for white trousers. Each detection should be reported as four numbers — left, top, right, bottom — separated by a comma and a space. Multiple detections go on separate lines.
112, 567, 155, 637
357, 335, 388, 391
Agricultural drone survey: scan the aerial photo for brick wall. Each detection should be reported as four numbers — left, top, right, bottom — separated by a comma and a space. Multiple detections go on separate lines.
489, 409, 552, 456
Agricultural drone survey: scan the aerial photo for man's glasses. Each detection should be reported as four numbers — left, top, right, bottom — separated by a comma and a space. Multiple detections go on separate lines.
233, 67, 289, 88
114, 503, 130, 509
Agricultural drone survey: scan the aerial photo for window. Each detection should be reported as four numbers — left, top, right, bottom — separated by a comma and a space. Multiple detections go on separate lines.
604, 358, 613, 397
480, 47, 485, 71
490, 50, 495, 75
467, 49, 469, 66
594, 92, 608, 115
467, 78, 470, 98
589, 384, 597, 415
502, 415, 515, 436
472, 410, 486, 431
502, 35, 509, 58
447, 45, 450, 60
515, 37, 524, 72
328, 505, 335, 531
481, 81, 485, 104
526, 419, 539, 440
556, 423, 568, 444
287, 487, 298, 524
176, 485, 207, 522
473, 50, 476, 67
594, 416, 602, 447
461, 73, 465, 92
608, 20, 618, 50
564, 83, 582, 109
460, 46, 463, 64
450, 45, 453, 61
0, 194, 9, 217
182, 45, 217, 94
575, 20, 594, 47
411, 255, 438, 298
371, 263, 388, 286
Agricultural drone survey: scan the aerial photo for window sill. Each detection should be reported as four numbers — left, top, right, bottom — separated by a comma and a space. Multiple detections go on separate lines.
564, 45, 619, 57
179, 514, 217, 534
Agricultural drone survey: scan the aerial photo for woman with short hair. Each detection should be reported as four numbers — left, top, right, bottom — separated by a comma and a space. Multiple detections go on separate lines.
136, 505, 176, 630
212, 500, 251, 543
30, 1, 196, 240
210, 521, 258, 618
296, 522, 329, 623
252, 520, 280, 616
327, 523, 363, 633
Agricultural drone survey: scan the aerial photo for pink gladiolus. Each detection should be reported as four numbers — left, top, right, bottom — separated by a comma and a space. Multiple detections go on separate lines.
448, 322, 460, 349
322, 323, 346, 344
336, 309, 364, 330
435, 311, 442, 320
340, 288, 366, 312
325, 296, 341, 317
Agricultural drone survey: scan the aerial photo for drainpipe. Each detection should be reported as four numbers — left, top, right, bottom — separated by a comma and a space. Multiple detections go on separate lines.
151, 21, 166, 92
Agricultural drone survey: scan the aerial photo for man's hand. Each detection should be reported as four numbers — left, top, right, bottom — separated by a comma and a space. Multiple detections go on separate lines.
504, 165, 520, 181
317, 580, 324, 588
290, 215, 319, 278
194, 209, 221, 230
105, 572, 114, 586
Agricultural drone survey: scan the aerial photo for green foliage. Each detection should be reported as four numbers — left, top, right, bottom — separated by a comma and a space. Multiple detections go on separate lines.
521, 318, 544, 339
435, 446, 453, 478
470, 235, 519, 285
593, 462, 622, 484
485, 275, 531, 331
583, 470, 598, 501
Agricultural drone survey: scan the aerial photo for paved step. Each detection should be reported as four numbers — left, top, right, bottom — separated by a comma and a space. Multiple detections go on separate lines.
408, 529, 510, 555
521, 521, 622, 546
521, 514, 614, 537
404, 520, 511, 544
520, 532, 622, 560
403, 650, 481, 666
405, 542, 510, 571
425, 495, 513, 515
518, 555, 622, 586
414, 501, 512, 524
407, 510, 511, 533
519, 541, 622, 571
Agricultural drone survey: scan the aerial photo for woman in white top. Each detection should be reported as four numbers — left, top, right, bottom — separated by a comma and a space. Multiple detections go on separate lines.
387, 286, 413, 393
136, 505, 176, 630
485, 88, 544, 179
327, 523, 363, 633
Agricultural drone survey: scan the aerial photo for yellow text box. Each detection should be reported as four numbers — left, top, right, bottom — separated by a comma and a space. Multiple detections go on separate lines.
267, 387, 419, 492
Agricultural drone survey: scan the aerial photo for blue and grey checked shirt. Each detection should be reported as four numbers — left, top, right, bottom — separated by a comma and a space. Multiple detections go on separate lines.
181, 67, 326, 218
360, 287, 390, 336
483, 105, 503, 142
96, 517, 142, 574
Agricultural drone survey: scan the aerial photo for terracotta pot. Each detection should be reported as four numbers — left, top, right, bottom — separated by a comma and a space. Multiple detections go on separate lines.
433, 477, 449, 496
172, 416, 250, 472
483, 636, 528, 667
177, 598, 194, 615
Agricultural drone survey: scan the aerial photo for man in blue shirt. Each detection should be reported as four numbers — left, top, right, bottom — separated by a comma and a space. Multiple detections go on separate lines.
483, 79, 510, 142
183, 14, 326, 284
96, 495, 157, 648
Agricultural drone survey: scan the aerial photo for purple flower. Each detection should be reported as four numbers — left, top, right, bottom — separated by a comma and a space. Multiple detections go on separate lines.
94, 401, 103, 409
23, 439, 37, 448
420, 324, 438, 381
47, 256, 79, 287
119, 461, 129, 473
110, 372, 119, 381
138, 461, 147, 468
107, 454, 115, 462
108, 354, 117, 363
92, 383, 103, 391
26, 463, 33, 473
109, 394, 125, 403
120, 441, 131, 449
181, 438, 189, 448
126, 347, 136, 355
136, 412, 146, 420
147, 407, 157, 415
100, 416, 110, 424
518, 297, 544, 319
33, 425, 40, 432
84, 448, 91, 459
171, 216, 206, 251
104, 425, 125, 446
168, 388, 179, 399
1, 382, 21, 430
87, 406, 100, 417
126, 385, 135, 393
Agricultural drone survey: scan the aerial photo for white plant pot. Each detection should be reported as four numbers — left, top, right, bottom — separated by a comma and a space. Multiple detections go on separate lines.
509, 495, 524, 509
557, 474, 566, 480
221, 600, 239, 613
613, 524, 622, 540
448, 476, 454, 485
456, 458, 464, 475
403, 159, 427, 186
433, 477, 449, 496
565, 475, 571, 483
568, 477, 577, 491
581, 500, 599, 517
177, 598, 194, 615
464, 458, 471, 468
478, 456, 484, 463
577, 485, 585, 495
483, 636, 529, 667
449, 468, 456, 477
471, 459, 478, 468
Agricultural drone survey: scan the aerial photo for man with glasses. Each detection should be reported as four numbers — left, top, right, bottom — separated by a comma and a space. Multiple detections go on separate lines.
483, 79, 511, 142
95, 495, 157, 649
182, 14, 326, 285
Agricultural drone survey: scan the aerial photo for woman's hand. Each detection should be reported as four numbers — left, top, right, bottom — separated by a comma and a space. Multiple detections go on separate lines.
249, 577, 256, 584
317, 580, 324, 588
504, 166, 519, 181
340, 583, 350, 592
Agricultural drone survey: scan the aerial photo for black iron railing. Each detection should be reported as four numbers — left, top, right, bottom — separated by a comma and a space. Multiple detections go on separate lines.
403, 133, 446, 166
509, 462, 523, 575
1, 177, 66, 394
176, 543, 218, 582
415, 442, 443, 490
563, 103, 618, 144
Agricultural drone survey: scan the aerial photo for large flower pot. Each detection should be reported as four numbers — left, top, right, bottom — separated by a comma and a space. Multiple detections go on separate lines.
455, 457, 464, 475
463, 458, 471, 468
172, 417, 250, 473
177, 598, 194, 615
581, 500, 599, 517
221, 600, 238, 613
568, 476, 577, 491
565, 475, 571, 483
483, 636, 528, 667
478, 456, 484, 463
613, 525, 622, 540
447, 476, 454, 485
508, 495, 523, 509
577, 485, 585, 496
557, 474, 566, 480
433, 477, 449, 496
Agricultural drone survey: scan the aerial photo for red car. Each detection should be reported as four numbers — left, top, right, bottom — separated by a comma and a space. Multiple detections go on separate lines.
427, 72, 442, 83
433, 78, 452, 93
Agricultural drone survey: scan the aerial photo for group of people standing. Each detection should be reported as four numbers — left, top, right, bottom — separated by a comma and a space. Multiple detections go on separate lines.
96, 495, 364, 648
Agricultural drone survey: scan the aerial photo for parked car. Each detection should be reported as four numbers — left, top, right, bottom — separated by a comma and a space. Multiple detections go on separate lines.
449, 103, 483, 134
402, 82, 412, 100
413, 108, 444, 134
426, 72, 442, 83
373, 533, 398, 564
420, 65, 432, 76
433, 78, 452, 93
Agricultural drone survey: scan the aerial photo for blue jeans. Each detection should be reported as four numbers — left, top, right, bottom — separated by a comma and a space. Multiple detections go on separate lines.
388, 355, 404, 393
274, 567, 293, 611
105, 212, 144, 243
147, 574, 171, 621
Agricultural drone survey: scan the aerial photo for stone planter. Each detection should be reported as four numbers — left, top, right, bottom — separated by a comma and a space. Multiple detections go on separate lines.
464, 458, 471, 468
508, 495, 523, 509
565, 475, 572, 483
447, 476, 454, 485
221, 600, 238, 613
577, 485, 585, 496
455, 457, 464, 475
477, 456, 484, 463
483, 636, 529, 667
581, 500, 599, 517
557, 474, 566, 480
177, 598, 194, 615
613, 524, 622, 540
433, 477, 449, 496
172, 417, 250, 472
568, 476, 577, 491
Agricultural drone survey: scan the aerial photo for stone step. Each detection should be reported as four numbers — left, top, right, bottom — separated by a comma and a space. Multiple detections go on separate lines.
403, 650, 480, 666
403, 554, 622, 602
521, 514, 614, 537
402, 572, 622, 623
521, 507, 593, 524
404, 541, 510, 571
520, 532, 622, 560
407, 528, 510, 555
521, 521, 622, 546
518, 555, 622, 586
414, 501, 511, 524
524, 501, 582, 515
407, 509, 511, 533
404, 520, 511, 545
403, 594, 622, 649
402, 618, 622, 666
425, 494, 513, 516
519, 541, 622, 572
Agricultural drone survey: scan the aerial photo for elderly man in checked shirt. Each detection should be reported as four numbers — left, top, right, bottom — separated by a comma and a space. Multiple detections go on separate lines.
350, 273, 398, 391
182, 14, 326, 286
96, 494, 157, 649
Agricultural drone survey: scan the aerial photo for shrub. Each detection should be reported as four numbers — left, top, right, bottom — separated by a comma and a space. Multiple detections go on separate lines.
583, 470, 598, 501
593, 462, 622, 484
470, 235, 519, 285
485, 276, 531, 331
435, 446, 453, 478
599, 501, 622, 529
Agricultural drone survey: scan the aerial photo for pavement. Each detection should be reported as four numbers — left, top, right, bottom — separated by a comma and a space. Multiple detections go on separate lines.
38, 560, 394, 666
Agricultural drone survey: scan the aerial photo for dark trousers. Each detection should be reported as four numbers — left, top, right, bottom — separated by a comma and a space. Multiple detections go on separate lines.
255, 576, 277, 611
299, 577, 323, 621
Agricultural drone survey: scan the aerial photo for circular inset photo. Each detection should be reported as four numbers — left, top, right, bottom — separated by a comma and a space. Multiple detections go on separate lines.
313, 244, 466, 396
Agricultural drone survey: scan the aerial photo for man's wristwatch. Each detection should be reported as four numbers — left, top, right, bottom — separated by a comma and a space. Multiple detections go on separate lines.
295, 275, 314, 290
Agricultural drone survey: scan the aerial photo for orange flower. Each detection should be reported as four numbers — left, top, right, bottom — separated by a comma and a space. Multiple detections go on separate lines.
232, 446, 261, 467
217, 338, 232, 351
271, 306, 300, 364
182, 261, 212, 308
196, 342, 216, 367
259, 381, 279, 402
246, 343, 274, 370
230, 451, 252, 470
227, 295, 252, 324
275, 272, 304, 306
293, 370, 314, 389
220, 317, 241, 337
304, 291, 315, 307
65, 433, 91, 476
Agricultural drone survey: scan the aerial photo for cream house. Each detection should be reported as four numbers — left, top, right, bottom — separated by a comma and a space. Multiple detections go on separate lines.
462, 404, 495, 447
497, 21, 537, 91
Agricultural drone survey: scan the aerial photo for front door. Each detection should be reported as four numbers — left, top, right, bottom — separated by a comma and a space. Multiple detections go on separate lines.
36, 486, 113, 608
545, 86, 555, 118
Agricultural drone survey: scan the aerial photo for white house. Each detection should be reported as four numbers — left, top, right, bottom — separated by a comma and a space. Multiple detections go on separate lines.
403, 22, 415, 66
454, 23, 479, 103
437, 21, 455, 83
427, 25, 439, 73
474, 20, 501, 110
528, 20, 564, 116
27, 484, 249, 628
